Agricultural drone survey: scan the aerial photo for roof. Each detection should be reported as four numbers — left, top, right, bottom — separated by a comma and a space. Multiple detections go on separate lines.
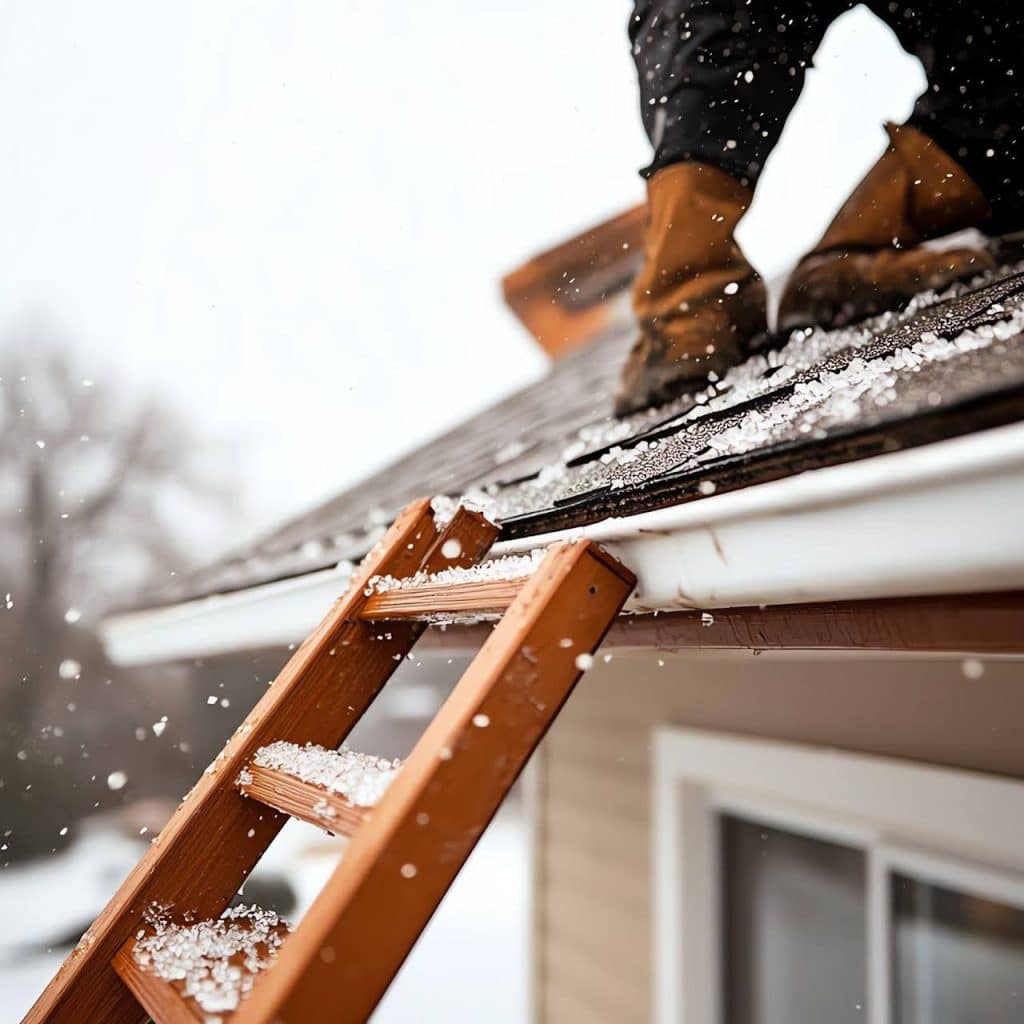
103, 240, 1024, 663
154, 263, 1024, 599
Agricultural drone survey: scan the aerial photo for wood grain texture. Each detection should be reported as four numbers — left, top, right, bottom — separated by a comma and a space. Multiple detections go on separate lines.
238, 763, 368, 838
361, 577, 526, 620
417, 590, 1024, 655
232, 540, 636, 1024
606, 591, 1024, 654
24, 503, 499, 1024
111, 945, 202, 1024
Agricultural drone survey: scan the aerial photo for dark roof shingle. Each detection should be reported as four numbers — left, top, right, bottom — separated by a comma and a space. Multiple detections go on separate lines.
152, 267, 1024, 608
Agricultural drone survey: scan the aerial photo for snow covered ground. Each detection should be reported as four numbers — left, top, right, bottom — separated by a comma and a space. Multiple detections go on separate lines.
0, 800, 529, 1022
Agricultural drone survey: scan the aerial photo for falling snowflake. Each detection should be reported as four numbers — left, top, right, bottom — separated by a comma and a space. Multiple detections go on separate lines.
58, 659, 81, 680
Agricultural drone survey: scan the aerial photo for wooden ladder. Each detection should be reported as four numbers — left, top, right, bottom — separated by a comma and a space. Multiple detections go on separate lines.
24, 498, 636, 1024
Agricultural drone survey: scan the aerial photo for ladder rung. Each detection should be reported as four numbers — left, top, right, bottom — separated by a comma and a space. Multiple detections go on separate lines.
113, 947, 200, 1024
360, 550, 544, 621
239, 763, 369, 838
113, 906, 290, 1024
237, 742, 400, 838
360, 577, 527, 620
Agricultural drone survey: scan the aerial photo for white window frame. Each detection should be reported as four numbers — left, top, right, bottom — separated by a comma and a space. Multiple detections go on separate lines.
652, 727, 1024, 1024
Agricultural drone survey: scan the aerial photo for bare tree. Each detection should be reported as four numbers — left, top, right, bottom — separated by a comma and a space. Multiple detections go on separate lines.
0, 333, 235, 854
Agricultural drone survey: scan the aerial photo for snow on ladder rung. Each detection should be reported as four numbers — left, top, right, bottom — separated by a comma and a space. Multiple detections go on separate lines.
237, 741, 401, 838
359, 549, 545, 621
113, 904, 290, 1024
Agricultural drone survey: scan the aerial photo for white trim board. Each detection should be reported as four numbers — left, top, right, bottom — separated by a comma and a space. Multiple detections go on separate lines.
102, 421, 1024, 665
651, 727, 1024, 1024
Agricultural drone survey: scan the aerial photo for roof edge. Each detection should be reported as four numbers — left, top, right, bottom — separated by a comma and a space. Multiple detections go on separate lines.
102, 422, 1024, 666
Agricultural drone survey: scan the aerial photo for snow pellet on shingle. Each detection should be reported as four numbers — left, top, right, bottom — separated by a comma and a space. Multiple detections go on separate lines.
250, 741, 401, 808
474, 265, 1024, 521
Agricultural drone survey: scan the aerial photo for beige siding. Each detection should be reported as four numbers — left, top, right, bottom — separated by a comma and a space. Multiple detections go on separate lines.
533, 650, 1024, 1023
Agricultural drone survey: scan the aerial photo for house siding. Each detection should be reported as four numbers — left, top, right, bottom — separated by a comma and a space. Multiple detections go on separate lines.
532, 650, 1024, 1023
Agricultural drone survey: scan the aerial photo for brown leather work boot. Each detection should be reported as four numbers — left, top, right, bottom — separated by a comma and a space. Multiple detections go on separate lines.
615, 162, 767, 416
778, 123, 997, 333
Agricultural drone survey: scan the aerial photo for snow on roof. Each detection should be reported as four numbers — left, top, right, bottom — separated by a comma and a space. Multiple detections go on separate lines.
132, 904, 290, 1017
115, 262, 1024, 616
249, 741, 401, 809
469, 266, 1024, 523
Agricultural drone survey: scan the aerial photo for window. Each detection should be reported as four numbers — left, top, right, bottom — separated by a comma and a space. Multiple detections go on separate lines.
721, 816, 866, 1024
653, 728, 1024, 1024
892, 874, 1024, 1023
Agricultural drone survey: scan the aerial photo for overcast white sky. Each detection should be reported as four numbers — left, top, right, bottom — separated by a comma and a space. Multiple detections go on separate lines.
0, 2, 924, 555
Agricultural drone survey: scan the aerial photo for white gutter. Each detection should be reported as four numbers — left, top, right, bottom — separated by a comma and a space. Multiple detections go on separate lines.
102, 421, 1024, 666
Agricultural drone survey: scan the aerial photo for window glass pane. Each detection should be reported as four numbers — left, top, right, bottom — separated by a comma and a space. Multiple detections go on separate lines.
892, 873, 1024, 1023
721, 814, 867, 1024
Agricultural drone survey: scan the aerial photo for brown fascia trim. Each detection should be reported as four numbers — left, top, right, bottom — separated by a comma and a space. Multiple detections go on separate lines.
501, 203, 646, 361
418, 590, 1024, 656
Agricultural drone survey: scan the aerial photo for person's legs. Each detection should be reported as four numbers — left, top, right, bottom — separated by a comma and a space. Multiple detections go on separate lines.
620, 0, 843, 415
778, 2, 1021, 332
885, 1, 1024, 233
630, 0, 842, 185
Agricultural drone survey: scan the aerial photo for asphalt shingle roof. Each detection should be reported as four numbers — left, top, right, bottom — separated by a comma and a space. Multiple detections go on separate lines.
150, 267, 1024, 609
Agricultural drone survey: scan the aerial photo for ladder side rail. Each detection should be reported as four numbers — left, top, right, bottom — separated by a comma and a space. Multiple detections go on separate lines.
235, 540, 636, 1024
25, 502, 498, 1024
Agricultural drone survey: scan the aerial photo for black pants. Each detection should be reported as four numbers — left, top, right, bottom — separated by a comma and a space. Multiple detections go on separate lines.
630, 1, 1023, 229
